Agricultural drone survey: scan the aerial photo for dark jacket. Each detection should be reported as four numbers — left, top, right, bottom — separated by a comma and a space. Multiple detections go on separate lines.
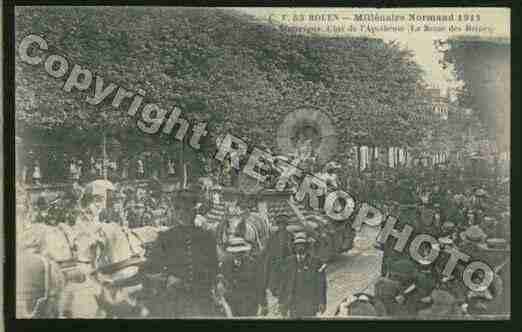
263, 229, 293, 297
142, 224, 219, 317
221, 254, 267, 316
144, 224, 218, 291
279, 254, 327, 317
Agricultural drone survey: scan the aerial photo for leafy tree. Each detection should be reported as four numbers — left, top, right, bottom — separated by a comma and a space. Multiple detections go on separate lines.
16, 7, 435, 161
436, 36, 510, 153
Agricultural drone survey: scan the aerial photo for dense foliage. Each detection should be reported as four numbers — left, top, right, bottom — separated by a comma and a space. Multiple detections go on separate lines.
436, 37, 510, 152
16, 7, 434, 158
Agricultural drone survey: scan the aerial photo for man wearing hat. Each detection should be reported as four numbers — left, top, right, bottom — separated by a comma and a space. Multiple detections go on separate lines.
123, 188, 140, 227
144, 179, 171, 228
440, 221, 456, 238
458, 225, 488, 257
474, 187, 488, 210
219, 237, 267, 317
434, 237, 468, 303
279, 232, 327, 318
429, 183, 444, 208
463, 270, 504, 317
386, 258, 420, 317
380, 191, 417, 277
263, 214, 294, 301
76, 180, 115, 226
126, 201, 151, 228
142, 185, 219, 317
417, 290, 459, 319
410, 241, 439, 313
320, 161, 341, 191
58, 189, 82, 226
416, 203, 441, 238
33, 196, 52, 224
445, 195, 466, 230
461, 209, 477, 230
99, 190, 126, 226
481, 216, 506, 239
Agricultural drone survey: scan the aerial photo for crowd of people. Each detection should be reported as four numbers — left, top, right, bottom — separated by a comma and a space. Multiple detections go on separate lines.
16, 150, 510, 318
337, 165, 510, 318
21, 180, 177, 230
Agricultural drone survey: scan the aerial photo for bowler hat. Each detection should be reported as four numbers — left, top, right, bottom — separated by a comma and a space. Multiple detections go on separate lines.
483, 216, 496, 224
460, 225, 487, 243
286, 224, 304, 233
293, 232, 308, 244
133, 202, 145, 208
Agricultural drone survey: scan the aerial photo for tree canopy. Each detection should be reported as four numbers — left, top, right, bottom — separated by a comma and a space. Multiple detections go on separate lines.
16, 7, 436, 157
436, 37, 510, 152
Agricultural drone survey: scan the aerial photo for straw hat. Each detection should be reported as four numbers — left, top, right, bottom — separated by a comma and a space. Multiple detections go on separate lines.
226, 237, 252, 253
460, 225, 487, 243
293, 232, 308, 245
438, 236, 454, 246
475, 188, 487, 197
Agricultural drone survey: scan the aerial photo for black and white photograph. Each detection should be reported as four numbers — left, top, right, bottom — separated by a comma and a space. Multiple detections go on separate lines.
12, 6, 510, 320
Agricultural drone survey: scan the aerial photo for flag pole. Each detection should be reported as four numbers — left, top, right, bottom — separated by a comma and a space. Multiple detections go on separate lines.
103, 131, 108, 180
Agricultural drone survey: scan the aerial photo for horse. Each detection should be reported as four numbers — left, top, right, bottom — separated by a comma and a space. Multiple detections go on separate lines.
215, 210, 271, 259
16, 248, 65, 318
91, 222, 160, 318
17, 222, 104, 318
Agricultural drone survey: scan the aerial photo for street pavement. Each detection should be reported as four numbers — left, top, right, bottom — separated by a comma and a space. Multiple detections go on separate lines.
264, 224, 383, 318
322, 224, 383, 316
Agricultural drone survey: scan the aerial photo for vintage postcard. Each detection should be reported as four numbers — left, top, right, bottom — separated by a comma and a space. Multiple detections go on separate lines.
12, 6, 510, 320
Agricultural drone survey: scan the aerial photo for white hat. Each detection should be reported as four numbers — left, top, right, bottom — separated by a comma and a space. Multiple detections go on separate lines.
226, 237, 252, 253
84, 179, 115, 197
293, 232, 308, 244
274, 155, 290, 163
324, 161, 341, 171
475, 189, 488, 197
438, 237, 454, 246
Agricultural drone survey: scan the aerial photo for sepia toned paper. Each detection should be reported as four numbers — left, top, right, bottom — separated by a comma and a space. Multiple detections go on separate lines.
12, 6, 510, 320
